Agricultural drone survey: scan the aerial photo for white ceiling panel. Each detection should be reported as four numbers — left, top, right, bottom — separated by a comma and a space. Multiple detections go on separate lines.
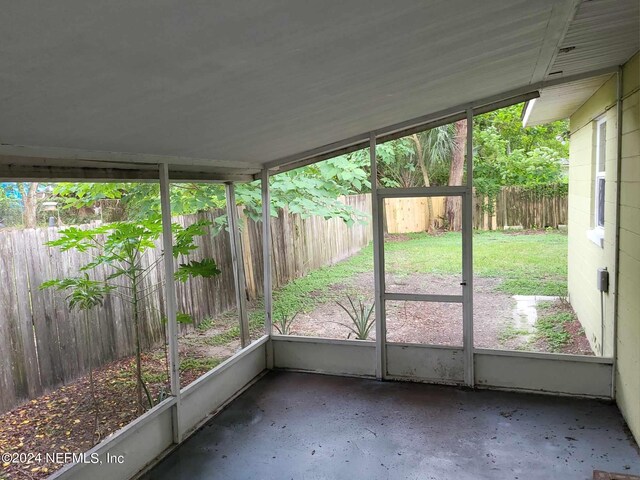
0, 0, 591, 173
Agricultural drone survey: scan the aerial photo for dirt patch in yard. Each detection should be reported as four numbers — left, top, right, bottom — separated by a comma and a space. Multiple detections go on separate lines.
560, 318, 593, 355
0, 335, 237, 480
0, 315, 250, 480
289, 272, 514, 347
287, 272, 591, 355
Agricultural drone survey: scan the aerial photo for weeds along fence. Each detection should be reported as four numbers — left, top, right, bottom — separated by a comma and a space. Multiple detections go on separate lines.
0, 194, 372, 413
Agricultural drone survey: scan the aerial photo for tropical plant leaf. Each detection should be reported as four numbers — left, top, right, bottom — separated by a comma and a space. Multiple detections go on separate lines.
175, 258, 221, 282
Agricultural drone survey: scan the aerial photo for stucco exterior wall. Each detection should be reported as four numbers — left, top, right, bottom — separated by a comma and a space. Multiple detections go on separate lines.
568, 76, 617, 357
616, 52, 640, 443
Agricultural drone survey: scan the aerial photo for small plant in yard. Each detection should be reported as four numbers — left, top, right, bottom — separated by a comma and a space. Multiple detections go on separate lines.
43, 216, 221, 415
335, 295, 375, 340
273, 311, 298, 335
40, 275, 113, 442
205, 327, 241, 346
498, 324, 531, 344
197, 317, 215, 331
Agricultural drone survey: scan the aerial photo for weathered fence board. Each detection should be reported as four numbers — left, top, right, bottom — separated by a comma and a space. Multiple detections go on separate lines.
494, 186, 568, 229
0, 195, 372, 412
0, 233, 18, 411
11, 230, 41, 399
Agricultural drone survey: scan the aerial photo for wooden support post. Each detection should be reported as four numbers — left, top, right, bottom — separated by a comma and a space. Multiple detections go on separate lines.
225, 182, 250, 348
159, 162, 182, 443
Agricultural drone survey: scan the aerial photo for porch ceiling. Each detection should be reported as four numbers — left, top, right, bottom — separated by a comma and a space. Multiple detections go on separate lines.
523, 0, 639, 127
0, 0, 618, 178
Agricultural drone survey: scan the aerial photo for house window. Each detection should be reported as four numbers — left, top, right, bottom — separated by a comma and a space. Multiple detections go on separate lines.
595, 118, 606, 229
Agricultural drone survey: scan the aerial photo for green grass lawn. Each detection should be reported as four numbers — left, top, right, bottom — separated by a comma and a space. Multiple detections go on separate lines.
385, 230, 567, 296
271, 230, 568, 319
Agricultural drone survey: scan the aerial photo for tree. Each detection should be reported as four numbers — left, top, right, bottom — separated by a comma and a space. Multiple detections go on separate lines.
44, 216, 221, 414
472, 104, 569, 216
373, 141, 420, 189
343, 125, 458, 233
473, 126, 568, 203
40, 275, 114, 441
17, 182, 39, 228
0, 187, 23, 227
52, 156, 372, 228
445, 120, 467, 231
411, 127, 455, 232
474, 104, 568, 157
0, 182, 42, 227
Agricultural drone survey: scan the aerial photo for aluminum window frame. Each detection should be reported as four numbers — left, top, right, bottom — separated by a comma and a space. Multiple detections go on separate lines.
595, 117, 607, 230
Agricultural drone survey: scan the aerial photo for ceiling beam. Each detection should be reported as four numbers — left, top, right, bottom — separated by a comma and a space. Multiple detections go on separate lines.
0, 157, 255, 183
0, 144, 261, 171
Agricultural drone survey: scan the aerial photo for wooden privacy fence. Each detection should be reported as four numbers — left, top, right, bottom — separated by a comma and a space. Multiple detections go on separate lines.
0, 194, 372, 413
383, 197, 446, 233
381, 187, 567, 233
474, 186, 568, 230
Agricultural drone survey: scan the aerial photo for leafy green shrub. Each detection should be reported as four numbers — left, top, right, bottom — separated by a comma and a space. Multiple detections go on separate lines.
197, 317, 215, 331
42, 216, 221, 414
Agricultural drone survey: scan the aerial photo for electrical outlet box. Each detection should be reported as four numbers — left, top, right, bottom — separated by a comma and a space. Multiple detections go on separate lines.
597, 268, 609, 293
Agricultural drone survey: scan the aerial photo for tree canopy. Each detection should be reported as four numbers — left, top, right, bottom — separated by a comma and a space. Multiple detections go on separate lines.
473, 105, 568, 199
52, 155, 371, 227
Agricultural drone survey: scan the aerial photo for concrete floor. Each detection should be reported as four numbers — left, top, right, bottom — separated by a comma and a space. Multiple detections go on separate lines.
142, 371, 640, 480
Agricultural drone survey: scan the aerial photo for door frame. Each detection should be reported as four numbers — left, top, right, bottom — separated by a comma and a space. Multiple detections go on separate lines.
370, 110, 474, 386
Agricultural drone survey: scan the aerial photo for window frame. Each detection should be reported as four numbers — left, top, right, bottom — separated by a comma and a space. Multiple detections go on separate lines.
594, 117, 606, 231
